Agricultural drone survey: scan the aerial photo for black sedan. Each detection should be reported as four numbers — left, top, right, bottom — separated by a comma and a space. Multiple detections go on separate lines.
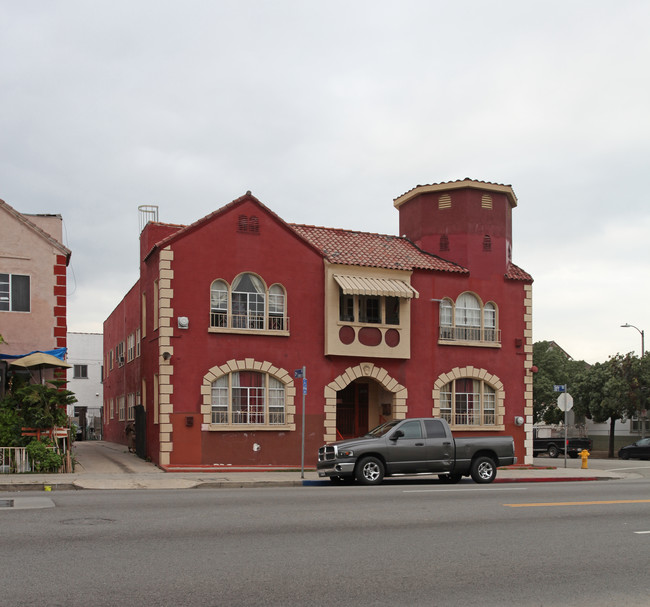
618, 437, 650, 460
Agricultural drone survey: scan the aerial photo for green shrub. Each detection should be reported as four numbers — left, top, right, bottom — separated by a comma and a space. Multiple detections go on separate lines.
26, 439, 64, 472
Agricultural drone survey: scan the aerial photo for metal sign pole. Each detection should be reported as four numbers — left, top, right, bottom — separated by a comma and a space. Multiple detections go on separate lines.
295, 367, 307, 479
564, 384, 569, 468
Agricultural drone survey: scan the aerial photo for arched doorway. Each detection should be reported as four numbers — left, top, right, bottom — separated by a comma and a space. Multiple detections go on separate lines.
323, 363, 408, 445
336, 382, 369, 439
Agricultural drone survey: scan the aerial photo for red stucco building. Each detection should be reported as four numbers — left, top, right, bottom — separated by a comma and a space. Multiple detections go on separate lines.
103, 179, 534, 469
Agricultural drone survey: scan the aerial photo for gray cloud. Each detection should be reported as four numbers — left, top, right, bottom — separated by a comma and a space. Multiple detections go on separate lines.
1, 0, 649, 363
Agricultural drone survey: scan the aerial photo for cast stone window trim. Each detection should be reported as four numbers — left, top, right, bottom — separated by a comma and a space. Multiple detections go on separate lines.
201, 360, 296, 431
439, 292, 500, 346
432, 367, 505, 431
209, 272, 289, 335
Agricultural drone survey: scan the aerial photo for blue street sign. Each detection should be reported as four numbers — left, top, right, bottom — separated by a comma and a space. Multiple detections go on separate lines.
553, 385, 566, 392
303, 378, 308, 395
294, 369, 303, 378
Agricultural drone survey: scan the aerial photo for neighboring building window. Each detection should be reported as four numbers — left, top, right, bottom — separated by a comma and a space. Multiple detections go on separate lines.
338, 290, 400, 326
439, 293, 499, 343
127, 393, 135, 421
210, 274, 288, 332
108, 351, 113, 370
73, 364, 88, 379
126, 334, 135, 362
0, 273, 30, 312
211, 371, 285, 426
118, 395, 125, 421
117, 342, 125, 367
135, 328, 141, 358
439, 379, 496, 426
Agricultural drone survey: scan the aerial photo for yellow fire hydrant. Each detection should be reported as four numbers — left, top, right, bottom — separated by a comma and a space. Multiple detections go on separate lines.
580, 449, 590, 469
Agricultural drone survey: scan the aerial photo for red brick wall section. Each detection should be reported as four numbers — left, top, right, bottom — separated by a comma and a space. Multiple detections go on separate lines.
53, 256, 67, 349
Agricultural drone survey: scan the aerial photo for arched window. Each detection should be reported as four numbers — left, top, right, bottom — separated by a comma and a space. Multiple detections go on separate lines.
455, 293, 481, 341
211, 371, 285, 426
438, 294, 499, 343
209, 274, 288, 332
210, 280, 228, 327
232, 273, 265, 329
439, 379, 496, 426
484, 302, 496, 341
268, 284, 286, 330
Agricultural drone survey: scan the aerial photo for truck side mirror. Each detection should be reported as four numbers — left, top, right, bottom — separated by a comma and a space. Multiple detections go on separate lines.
390, 430, 404, 440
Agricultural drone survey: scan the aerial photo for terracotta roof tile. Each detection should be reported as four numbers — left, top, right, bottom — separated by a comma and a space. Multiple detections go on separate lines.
505, 262, 533, 282
290, 224, 468, 274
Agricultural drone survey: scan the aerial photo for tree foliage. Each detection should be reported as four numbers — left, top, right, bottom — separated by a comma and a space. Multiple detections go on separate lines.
532, 341, 589, 424
573, 352, 650, 456
0, 377, 76, 445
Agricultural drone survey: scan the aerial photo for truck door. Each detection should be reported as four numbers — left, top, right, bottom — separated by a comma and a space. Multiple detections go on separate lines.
423, 419, 454, 472
385, 420, 431, 474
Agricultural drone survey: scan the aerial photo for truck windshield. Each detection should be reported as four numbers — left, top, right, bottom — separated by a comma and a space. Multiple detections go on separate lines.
365, 420, 401, 438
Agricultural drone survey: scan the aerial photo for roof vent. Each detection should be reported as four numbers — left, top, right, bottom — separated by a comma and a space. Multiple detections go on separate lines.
438, 194, 451, 209
481, 194, 493, 209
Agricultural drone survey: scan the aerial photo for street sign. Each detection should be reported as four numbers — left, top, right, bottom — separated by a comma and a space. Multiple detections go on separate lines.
303, 378, 308, 395
553, 385, 566, 393
294, 369, 303, 378
557, 392, 573, 412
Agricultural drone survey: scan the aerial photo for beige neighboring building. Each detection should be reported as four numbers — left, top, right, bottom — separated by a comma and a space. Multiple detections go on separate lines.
0, 199, 71, 390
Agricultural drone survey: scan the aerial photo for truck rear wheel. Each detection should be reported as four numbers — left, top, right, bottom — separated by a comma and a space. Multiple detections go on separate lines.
356, 456, 385, 485
470, 456, 497, 483
547, 445, 559, 458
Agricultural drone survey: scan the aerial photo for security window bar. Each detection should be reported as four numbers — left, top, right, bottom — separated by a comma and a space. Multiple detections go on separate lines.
211, 371, 285, 426
439, 295, 500, 343
439, 379, 496, 427
210, 275, 289, 332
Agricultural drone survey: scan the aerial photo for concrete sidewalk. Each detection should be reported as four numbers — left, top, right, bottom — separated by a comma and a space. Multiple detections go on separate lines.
0, 440, 631, 491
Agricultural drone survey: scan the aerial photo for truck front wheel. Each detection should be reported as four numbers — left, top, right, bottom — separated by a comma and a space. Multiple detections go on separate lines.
470, 456, 497, 483
356, 456, 385, 485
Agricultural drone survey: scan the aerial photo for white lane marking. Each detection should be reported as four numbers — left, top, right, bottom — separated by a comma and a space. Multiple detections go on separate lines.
404, 487, 528, 493
634, 531, 650, 534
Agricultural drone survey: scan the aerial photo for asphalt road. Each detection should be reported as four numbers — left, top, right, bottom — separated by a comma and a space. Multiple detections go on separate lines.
2, 478, 649, 606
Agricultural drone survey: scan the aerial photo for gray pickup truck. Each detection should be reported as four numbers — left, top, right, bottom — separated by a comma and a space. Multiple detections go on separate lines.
317, 417, 516, 485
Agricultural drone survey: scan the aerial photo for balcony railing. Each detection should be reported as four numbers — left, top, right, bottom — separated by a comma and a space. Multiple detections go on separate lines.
210, 313, 290, 332
439, 326, 501, 344
440, 412, 496, 426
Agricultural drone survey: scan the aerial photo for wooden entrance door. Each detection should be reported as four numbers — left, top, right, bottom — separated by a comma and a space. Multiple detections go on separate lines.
337, 382, 369, 439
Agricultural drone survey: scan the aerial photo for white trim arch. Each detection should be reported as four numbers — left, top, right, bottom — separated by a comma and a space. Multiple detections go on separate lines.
200, 359, 296, 431
432, 366, 505, 430
322, 362, 408, 444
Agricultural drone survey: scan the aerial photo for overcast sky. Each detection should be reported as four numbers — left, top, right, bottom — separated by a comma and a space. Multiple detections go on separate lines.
1, 1, 648, 364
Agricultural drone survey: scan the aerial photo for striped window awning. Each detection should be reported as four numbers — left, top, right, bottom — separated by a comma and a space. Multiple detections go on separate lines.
333, 275, 419, 299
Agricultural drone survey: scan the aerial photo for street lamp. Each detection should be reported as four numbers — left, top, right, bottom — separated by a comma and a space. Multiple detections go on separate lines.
621, 323, 646, 438
620, 323, 645, 356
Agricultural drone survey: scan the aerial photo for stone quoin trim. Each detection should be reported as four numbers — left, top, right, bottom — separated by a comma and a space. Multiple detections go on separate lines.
432, 367, 506, 431
157, 246, 175, 467
523, 284, 534, 464
322, 362, 408, 444
199, 360, 297, 431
